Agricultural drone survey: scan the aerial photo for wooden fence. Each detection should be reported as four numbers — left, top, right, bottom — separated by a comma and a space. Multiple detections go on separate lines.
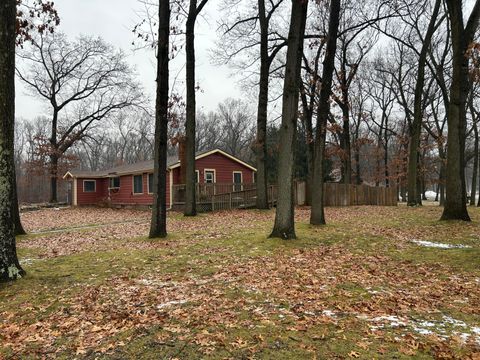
172, 184, 277, 212
298, 182, 397, 207
172, 182, 396, 212
172, 183, 256, 205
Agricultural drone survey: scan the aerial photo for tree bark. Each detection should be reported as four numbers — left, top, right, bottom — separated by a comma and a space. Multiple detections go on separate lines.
310, 0, 341, 225
12, 174, 26, 235
255, 0, 270, 210
470, 121, 478, 206
49, 153, 58, 203
407, 0, 441, 206
269, 0, 308, 239
149, 0, 170, 238
0, 0, 26, 282
441, 0, 480, 221
341, 104, 352, 185
184, 0, 199, 217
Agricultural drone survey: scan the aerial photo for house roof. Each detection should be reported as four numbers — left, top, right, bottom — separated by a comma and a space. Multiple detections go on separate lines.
63, 149, 256, 179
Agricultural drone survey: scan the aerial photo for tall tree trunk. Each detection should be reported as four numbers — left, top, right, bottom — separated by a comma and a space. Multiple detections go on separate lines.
269, 0, 308, 239
407, 0, 441, 206
0, 0, 26, 281
310, 0, 341, 226
49, 153, 58, 203
438, 146, 446, 206
300, 89, 315, 205
305, 113, 315, 206
12, 175, 26, 235
149, 0, 170, 238
384, 140, 389, 187
342, 105, 352, 185
255, 0, 269, 210
441, 0, 480, 221
470, 121, 478, 206
353, 122, 362, 185
184, 0, 198, 217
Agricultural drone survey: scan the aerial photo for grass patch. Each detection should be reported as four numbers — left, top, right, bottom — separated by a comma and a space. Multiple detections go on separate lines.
1, 205, 479, 358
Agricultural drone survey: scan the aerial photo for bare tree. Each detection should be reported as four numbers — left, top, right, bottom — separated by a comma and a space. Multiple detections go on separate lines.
270, 0, 308, 239
215, 0, 288, 209
217, 98, 255, 157
310, 0, 341, 226
17, 32, 143, 203
150, 0, 170, 238
441, 0, 480, 221
0, 0, 25, 282
184, 0, 209, 217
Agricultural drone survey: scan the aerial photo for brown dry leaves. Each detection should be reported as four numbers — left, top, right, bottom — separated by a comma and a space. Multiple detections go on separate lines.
4, 205, 480, 358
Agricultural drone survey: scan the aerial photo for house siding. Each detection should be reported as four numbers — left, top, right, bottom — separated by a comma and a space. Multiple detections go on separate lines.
172, 153, 254, 184
73, 151, 254, 207
76, 172, 171, 206
76, 178, 108, 205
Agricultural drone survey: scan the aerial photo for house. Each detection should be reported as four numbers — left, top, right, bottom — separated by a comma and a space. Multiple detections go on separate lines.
63, 149, 257, 208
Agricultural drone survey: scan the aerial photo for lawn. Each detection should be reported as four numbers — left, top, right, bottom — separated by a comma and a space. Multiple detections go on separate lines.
1, 205, 479, 359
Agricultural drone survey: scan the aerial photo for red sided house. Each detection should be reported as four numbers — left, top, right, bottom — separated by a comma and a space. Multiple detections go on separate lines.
63, 149, 256, 209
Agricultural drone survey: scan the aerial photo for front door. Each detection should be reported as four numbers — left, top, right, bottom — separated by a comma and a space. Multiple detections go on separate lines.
233, 172, 242, 192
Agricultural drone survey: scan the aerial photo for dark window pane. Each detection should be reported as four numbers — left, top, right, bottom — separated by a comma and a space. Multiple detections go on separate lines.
84, 180, 96, 192
205, 171, 214, 183
133, 175, 143, 193
233, 172, 242, 183
110, 177, 120, 188
148, 173, 153, 193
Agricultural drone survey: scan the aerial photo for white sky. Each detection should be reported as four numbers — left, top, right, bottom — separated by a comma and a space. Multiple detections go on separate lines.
15, 0, 245, 120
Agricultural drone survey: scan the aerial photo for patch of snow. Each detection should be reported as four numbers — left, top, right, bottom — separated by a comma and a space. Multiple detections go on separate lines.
322, 310, 336, 318
359, 313, 479, 345
19, 258, 38, 265
425, 191, 438, 200
411, 240, 472, 249
157, 299, 188, 309
442, 316, 467, 328
136, 279, 177, 287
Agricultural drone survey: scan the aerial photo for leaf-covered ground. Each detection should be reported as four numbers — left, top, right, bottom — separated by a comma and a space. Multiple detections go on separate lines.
1, 205, 479, 359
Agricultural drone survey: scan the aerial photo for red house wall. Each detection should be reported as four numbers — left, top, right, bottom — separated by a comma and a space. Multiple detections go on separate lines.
76, 171, 171, 206
76, 178, 108, 205
172, 153, 255, 184
75, 152, 254, 206
108, 172, 171, 205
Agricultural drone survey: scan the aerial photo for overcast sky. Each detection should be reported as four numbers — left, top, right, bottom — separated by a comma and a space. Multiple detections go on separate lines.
15, 0, 244, 120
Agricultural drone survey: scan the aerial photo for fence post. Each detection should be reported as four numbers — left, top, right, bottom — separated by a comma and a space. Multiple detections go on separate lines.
212, 195, 215, 211
229, 192, 232, 209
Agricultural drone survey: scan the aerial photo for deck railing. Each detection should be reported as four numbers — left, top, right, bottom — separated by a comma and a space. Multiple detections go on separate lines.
172, 183, 277, 212
172, 183, 256, 203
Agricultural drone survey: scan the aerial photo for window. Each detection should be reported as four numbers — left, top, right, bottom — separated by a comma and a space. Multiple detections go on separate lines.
83, 180, 96, 192
133, 174, 143, 194
148, 173, 154, 194
195, 170, 200, 183
205, 170, 215, 184
109, 177, 120, 189
233, 171, 242, 191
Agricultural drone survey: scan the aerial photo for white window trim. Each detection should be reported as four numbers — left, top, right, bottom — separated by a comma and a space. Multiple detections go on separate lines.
204, 169, 216, 184
83, 179, 96, 193
147, 173, 153, 194
73, 178, 78, 205
252, 170, 256, 183
195, 170, 200, 183
233, 171, 243, 191
132, 174, 144, 195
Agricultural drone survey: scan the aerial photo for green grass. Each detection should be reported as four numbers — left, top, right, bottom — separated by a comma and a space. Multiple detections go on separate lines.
1, 205, 480, 359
